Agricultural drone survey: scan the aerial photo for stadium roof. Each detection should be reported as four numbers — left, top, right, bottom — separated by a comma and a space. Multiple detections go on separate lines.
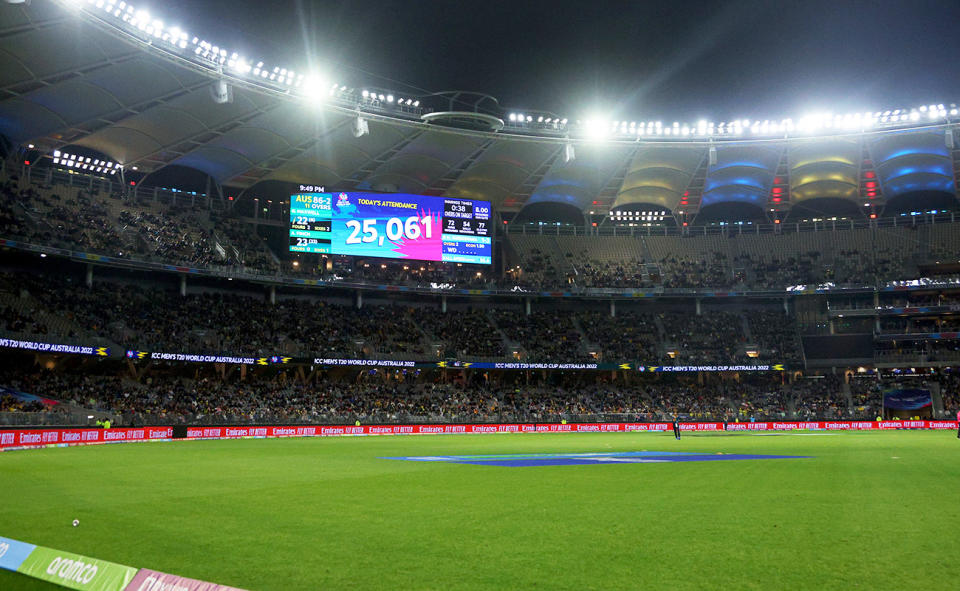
1, 1, 958, 219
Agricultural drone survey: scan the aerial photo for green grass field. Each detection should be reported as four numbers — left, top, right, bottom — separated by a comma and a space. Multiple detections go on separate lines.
2, 431, 959, 590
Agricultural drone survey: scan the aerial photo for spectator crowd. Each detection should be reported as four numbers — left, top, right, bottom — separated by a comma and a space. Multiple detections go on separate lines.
2, 176, 955, 292
0, 269, 819, 365
3, 366, 943, 426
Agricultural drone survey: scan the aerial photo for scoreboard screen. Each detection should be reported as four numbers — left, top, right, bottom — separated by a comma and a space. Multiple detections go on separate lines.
289, 191, 492, 264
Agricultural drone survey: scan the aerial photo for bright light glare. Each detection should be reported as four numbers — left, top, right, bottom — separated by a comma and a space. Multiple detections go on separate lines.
73, 0, 960, 141
300, 75, 328, 103
583, 116, 610, 141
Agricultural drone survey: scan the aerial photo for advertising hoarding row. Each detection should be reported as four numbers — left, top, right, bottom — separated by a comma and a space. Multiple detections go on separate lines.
0, 535, 246, 591
2, 421, 956, 451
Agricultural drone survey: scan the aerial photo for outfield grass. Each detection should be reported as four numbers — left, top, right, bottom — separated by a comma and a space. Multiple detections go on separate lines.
2, 431, 959, 590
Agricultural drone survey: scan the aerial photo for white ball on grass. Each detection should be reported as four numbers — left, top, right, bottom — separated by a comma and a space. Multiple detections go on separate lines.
72, 519, 79, 527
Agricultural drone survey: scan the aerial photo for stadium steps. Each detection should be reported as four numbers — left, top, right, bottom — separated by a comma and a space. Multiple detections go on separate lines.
785, 392, 798, 418
500, 232, 522, 276
651, 314, 669, 359
916, 224, 932, 259
486, 309, 519, 352
840, 381, 854, 414
790, 321, 806, 369
930, 384, 945, 415
568, 315, 592, 356
576, 312, 602, 356
260, 236, 283, 267
217, 224, 280, 270
638, 236, 655, 263
546, 236, 577, 280
0, 289, 91, 341
740, 314, 753, 342
11, 200, 48, 233
212, 229, 241, 262
408, 315, 443, 355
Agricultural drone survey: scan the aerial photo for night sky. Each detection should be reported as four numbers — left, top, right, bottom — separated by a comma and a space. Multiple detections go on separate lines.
154, 0, 960, 121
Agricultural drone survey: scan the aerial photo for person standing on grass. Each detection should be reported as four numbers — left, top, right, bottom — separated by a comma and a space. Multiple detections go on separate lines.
956, 408, 960, 439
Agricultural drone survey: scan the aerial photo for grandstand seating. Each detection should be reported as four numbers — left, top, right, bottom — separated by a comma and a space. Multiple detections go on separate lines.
5, 364, 947, 426
0, 269, 810, 363
2, 173, 960, 427
1, 178, 278, 271
5, 176, 958, 290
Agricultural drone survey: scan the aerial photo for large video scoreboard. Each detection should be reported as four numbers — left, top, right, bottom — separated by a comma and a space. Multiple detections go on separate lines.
289, 191, 492, 264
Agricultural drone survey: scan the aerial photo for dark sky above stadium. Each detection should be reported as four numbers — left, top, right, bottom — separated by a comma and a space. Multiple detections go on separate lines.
163, 0, 960, 122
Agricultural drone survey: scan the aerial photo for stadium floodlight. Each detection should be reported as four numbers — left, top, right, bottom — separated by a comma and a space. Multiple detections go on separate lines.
230, 59, 250, 74
301, 75, 327, 104
583, 117, 609, 141
73, 0, 960, 140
